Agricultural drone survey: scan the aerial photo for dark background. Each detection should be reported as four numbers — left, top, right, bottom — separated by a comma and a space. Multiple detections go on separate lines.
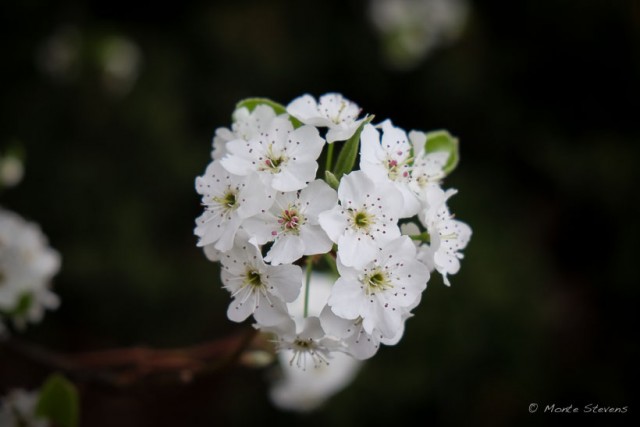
1, 0, 638, 426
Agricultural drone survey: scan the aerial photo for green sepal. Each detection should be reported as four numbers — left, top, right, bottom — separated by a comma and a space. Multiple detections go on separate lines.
332, 115, 374, 180
35, 373, 80, 427
324, 170, 340, 190
4, 292, 33, 317
409, 232, 431, 243
234, 98, 303, 128
423, 130, 459, 175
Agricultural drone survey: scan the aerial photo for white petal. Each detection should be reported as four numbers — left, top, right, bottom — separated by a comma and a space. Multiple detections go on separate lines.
266, 264, 303, 302
298, 180, 338, 217
300, 225, 333, 256
227, 289, 255, 322
337, 233, 378, 269
265, 234, 305, 265
318, 208, 347, 243
254, 296, 291, 326
287, 125, 325, 162
328, 277, 364, 320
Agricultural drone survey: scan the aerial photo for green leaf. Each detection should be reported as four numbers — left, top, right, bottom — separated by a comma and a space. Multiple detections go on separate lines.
332, 115, 374, 180
424, 130, 459, 175
235, 98, 303, 128
324, 170, 340, 190
3, 292, 33, 317
35, 373, 80, 427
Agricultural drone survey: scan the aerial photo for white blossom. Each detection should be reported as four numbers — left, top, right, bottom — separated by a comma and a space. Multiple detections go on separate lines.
286, 93, 364, 143
418, 186, 471, 285
318, 171, 403, 269
360, 120, 421, 217
327, 236, 429, 338
242, 179, 337, 265
212, 105, 279, 160
266, 316, 344, 370
220, 241, 302, 326
0, 207, 60, 332
194, 161, 273, 252
407, 130, 449, 200
220, 116, 325, 191
269, 347, 361, 412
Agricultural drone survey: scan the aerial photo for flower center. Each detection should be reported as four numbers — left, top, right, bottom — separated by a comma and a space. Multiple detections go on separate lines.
263, 144, 288, 173
213, 189, 238, 211
386, 155, 412, 181
350, 209, 374, 231
244, 269, 263, 289
287, 338, 329, 369
277, 207, 304, 234
363, 269, 393, 294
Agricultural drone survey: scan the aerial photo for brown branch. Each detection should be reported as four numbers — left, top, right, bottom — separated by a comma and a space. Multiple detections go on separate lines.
2, 328, 266, 387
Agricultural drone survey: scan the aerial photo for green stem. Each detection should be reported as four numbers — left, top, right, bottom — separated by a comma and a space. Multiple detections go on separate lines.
303, 256, 313, 318
323, 252, 338, 277
325, 142, 335, 173
410, 232, 431, 243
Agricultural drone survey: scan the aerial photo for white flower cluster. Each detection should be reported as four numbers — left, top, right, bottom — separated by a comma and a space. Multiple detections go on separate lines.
195, 93, 471, 367
0, 207, 61, 335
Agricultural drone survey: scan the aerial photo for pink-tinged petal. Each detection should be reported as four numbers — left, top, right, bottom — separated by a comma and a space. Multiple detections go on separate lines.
265, 234, 305, 265
318, 208, 347, 243
328, 277, 365, 320
266, 264, 303, 302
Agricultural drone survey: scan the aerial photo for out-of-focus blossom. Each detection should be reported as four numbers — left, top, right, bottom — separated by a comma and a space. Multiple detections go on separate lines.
0, 154, 24, 188
368, 0, 469, 70
0, 208, 60, 334
269, 273, 363, 412
0, 388, 49, 427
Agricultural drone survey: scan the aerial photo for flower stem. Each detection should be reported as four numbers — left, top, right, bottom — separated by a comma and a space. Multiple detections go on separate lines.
323, 252, 338, 277
325, 142, 335, 172
303, 256, 313, 318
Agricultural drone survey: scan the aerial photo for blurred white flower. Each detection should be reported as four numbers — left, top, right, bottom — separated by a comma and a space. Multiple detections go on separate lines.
99, 35, 142, 97
0, 207, 60, 333
269, 273, 363, 412
0, 154, 24, 188
369, 0, 469, 70
0, 388, 49, 427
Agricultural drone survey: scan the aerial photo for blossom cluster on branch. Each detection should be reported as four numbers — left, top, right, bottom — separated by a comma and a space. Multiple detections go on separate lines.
194, 93, 471, 367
